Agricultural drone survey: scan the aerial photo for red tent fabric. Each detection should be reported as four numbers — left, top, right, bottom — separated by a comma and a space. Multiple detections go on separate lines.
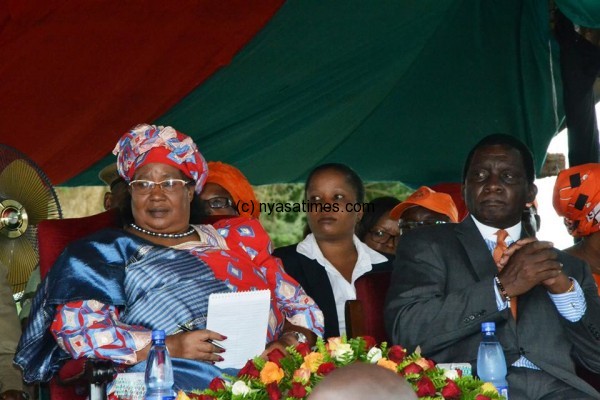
0, 1, 282, 184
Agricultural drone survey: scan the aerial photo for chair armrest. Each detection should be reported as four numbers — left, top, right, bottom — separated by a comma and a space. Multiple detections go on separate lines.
345, 299, 365, 339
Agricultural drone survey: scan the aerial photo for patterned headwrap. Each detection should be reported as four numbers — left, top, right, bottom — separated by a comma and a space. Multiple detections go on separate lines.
206, 161, 260, 219
112, 124, 208, 194
553, 163, 600, 238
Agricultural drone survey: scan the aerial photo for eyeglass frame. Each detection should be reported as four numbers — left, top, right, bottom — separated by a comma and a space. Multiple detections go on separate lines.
201, 196, 234, 210
128, 179, 192, 194
368, 229, 400, 245
398, 219, 447, 235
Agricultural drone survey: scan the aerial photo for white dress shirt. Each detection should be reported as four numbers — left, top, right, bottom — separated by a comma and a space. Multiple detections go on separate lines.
296, 233, 387, 335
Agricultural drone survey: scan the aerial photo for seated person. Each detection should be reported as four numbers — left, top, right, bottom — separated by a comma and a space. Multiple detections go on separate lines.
99, 162, 128, 211
200, 161, 260, 219
273, 163, 391, 338
15, 124, 324, 391
385, 134, 600, 399
553, 163, 600, 294
389, 186, 459, 237
356, 196, 401, 258
309, 363, 417, 400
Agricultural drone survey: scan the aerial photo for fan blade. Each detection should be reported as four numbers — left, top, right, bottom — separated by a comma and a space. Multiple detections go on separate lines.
0, 159, 57, 224
0, 236, 37, 293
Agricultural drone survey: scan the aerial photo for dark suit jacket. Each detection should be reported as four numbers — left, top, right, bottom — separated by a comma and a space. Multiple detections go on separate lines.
384, 217, 600, 398
274, 244, 392, 338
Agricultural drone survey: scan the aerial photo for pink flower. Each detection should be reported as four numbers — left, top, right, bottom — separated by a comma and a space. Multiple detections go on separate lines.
293, 367, 311, 384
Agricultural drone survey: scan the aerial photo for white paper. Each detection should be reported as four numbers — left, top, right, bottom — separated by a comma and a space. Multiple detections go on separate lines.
206, 289, 270, 369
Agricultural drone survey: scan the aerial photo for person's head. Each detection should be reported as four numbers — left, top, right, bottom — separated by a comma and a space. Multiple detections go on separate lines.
200, 161, 259, 219
99, 163, 128, 210
304, 163, 365, 242
113, 124, 207, 231
356, 196, 401, 256
462, 134, 537, 229
553, 163, 600, 238
309, 363, 417, 400
390, 186, 459, 236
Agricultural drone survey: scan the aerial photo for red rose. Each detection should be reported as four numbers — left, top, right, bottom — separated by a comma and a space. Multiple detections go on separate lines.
316, 362, 336, 376
441, 379, 461, 399
208, 377, 226, 392
402, 362, 423, 375
416, 376, 436, 397
296, 342, 311, 357
288, 382, 308, 398
267, 348, 287, 366
388, 345, 407, 363
475, 396, 492, 400
238, 359, 260, 378
362, 335, 377, 350
266, 382, 282, 400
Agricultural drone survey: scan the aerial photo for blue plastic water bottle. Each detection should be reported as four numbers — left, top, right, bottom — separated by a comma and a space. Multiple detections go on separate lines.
145, 330, 176, 400
477, 322, 509, 399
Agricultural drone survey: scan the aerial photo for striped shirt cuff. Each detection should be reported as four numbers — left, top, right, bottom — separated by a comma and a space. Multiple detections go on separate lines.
548, 278, 586, 322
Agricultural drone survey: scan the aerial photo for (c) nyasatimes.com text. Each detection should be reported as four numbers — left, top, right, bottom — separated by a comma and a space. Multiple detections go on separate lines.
234, 200, 374, 216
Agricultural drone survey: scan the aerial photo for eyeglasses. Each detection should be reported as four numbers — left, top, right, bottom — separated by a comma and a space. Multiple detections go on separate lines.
369, 229, 399, 245
398, 220, 447, 235
201, 197, 233, 209
128, 179, 191, 194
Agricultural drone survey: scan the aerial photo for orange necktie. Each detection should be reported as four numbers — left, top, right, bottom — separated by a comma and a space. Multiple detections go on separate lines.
494, 229, 517, 319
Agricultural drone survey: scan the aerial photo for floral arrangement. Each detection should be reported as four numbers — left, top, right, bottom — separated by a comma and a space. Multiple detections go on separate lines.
179, 336, 505, 400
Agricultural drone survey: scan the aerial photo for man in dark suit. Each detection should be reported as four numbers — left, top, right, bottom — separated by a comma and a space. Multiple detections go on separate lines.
385, 134, 600, 399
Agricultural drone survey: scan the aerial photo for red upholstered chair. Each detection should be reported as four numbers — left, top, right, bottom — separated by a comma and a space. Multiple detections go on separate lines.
345, 270, 392, 343
37, 209, 120, 400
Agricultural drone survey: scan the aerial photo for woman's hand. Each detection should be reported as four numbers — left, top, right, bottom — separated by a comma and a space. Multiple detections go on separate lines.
164, 329, 226, 363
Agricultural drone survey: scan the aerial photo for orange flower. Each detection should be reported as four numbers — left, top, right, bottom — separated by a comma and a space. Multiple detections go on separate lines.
300, 352, 324, 373
376, 358, 398, 372
260, 361, 284, 384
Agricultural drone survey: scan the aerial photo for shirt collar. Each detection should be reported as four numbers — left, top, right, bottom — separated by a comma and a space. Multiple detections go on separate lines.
296, 234, 387, 267
470, 215, 521, 243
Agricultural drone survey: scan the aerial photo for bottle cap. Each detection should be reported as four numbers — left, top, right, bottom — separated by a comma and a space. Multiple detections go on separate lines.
481, 322, 495, 333
152, 329, 166, 341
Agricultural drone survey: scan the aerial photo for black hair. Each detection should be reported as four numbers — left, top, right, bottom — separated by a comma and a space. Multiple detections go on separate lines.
462, 134, 536, 184
116, 185, 204, 226
304, 163, 365, 203
355, 196, 401, 240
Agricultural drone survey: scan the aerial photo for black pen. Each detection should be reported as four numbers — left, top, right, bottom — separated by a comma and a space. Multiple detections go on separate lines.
177, 324, 226, 351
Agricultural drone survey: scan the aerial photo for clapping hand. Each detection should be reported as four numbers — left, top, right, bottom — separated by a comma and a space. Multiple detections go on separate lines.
496, 238, 569, 296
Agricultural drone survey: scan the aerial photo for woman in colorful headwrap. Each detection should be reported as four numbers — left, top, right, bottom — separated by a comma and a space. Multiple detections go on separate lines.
553, 163, 600, 293
199, 161, 260, 219
15, 124, 324, 390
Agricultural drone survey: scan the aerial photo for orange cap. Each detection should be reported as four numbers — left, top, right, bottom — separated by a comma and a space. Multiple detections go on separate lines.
390, 186, 459, 222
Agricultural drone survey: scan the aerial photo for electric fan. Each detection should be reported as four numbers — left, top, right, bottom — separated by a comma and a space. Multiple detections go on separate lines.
0, 144, 62, 294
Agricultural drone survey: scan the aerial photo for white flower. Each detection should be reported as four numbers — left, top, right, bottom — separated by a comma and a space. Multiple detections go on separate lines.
231, 380, 251, 396
332, 343, 354, 361
444, 369, 460, 380
366, 347, 383, 364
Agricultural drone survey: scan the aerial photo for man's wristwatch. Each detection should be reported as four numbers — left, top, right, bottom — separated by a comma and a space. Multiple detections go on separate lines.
285, 330, 308, 344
